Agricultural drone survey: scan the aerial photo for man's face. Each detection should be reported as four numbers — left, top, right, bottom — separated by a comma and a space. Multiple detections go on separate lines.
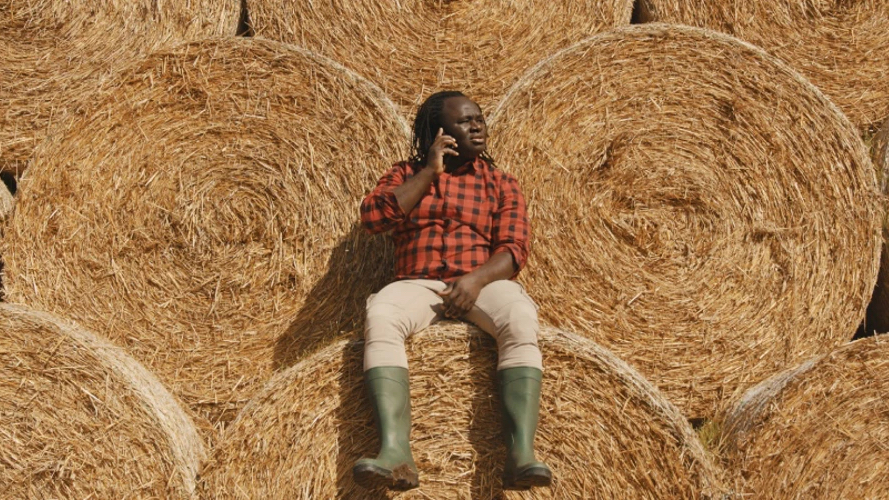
441, 96, 487, 160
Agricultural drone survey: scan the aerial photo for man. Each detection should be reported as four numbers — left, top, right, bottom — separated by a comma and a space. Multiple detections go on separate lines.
356, 90, 551, 491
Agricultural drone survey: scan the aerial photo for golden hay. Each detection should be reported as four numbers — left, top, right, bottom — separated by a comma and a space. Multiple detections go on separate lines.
865, 117, 889, 334
245, 0, 633, 115
0, 0, 239, 169
199, 323, 726, 499
634, 0, 889, 130
488, 24, 881, 418
0, 303, 203, 498
722, 336, 889, 499
1, 38, 408, 432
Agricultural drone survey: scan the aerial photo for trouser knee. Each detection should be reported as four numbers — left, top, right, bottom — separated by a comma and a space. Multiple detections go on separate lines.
364, 301, 412, 371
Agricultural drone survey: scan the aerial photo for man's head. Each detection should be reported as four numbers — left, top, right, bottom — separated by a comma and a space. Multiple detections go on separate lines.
411, 91, 490, 166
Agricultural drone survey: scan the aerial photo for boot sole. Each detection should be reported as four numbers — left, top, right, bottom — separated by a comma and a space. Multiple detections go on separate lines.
503, 465, 553, 490
353, 463, 419, 491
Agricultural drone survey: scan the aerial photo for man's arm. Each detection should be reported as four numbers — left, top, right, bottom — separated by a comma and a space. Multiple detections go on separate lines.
360, 128, 458, 233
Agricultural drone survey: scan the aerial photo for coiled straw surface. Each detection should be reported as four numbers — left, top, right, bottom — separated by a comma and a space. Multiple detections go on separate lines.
246, 0, 633, 114
722, 336, 889, 499
0, 0, 239, 169
865, 117, 889, 334
489, 24, 881, 418
635, 0, 889, 130
1, 38, 407, 431
199, 323, 726, 499
0, 303, 203, 498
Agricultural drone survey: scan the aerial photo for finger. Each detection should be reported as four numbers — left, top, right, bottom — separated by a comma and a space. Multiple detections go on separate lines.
436, 127, 444, 139
438, 284, 453, 297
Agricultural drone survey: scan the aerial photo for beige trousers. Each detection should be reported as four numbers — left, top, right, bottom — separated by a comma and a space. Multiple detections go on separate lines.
363, 279, 543, 371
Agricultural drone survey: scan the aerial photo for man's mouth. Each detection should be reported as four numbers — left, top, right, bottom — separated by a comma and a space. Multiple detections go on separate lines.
470, 137, 486, 145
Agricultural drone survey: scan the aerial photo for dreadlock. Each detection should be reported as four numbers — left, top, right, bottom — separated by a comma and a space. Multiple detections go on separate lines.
408, 90, 496, 167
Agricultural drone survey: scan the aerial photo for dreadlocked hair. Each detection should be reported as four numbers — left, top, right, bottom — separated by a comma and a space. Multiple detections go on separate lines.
408, 90, 496, 167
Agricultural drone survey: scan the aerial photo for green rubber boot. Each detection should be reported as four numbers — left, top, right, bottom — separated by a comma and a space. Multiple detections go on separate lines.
499, 367, 553, 490
353, 366, 419, 490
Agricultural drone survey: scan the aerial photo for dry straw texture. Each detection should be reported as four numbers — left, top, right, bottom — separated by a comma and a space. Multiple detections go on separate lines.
722, 336, 889, 499
0, 0, 239, 170
199, 323, 726, 499
489, 24, 881, 418
865, 117, 889, 333
1, 38, 408, 433
246, 0, 633, 115
0, 303, 203, 498
635, 0, 889, 130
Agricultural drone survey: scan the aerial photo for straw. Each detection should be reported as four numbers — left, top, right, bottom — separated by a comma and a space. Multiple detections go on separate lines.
488, 24, 881, 418
245, 0, 634, 115
634, 0, 889, 130
722, 336, 889, 499
199, 322, 727, 499
0, 0, 240, 170
0, 303, 203, 498
1, 38, 409, 434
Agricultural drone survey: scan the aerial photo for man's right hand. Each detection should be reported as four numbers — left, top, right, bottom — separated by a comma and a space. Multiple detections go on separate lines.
426, 127, 458, 175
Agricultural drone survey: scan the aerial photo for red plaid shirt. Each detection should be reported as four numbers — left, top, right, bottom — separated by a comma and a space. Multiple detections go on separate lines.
360, 157, 530, 282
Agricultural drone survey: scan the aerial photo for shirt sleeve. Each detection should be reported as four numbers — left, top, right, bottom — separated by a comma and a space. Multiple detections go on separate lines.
360, 162, 409, 234
491, 172, 530, 276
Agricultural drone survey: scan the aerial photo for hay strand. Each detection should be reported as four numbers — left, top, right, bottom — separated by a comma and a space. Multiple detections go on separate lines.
722, 336, 889, 499
246, 0, 634, 114
0, 303, 203, 498
0, 0, 240, 168
199, 323, 726, 499
635, 0, 889, 130
1, 38, 408, 432
489, 24, 881, 418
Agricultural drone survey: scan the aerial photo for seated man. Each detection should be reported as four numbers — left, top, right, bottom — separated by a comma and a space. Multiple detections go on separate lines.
355, 90, 551, 491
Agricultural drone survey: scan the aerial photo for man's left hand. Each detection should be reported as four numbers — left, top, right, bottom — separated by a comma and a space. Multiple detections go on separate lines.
438, 274, 484, 318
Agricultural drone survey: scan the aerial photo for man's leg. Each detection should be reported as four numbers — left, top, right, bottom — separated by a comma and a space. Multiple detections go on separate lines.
354, 279, 445, 490
464, 280, 552, 490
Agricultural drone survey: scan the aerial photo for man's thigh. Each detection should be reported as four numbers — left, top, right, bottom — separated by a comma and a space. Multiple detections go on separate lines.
365, 279, 447, 337
464, 280, 538, 336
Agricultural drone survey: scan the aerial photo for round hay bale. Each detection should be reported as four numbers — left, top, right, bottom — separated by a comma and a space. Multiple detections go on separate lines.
0, 303, 203, 498
722, 336, 889, 499
635, 0, 889, 130
246, 0, 634, 115
0, 0, 239, 168
865, 117, 889, 334
488, 24, 881, 418
1, 38, 408, 430
199, 323, 727, 499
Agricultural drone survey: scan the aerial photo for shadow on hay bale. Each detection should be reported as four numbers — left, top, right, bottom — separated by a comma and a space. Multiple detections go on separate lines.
244, 0, 634, 115
272, 224, 393, 369
0, 303, 203, 499
199, 323, 727, 499
721, 336, 889, 499
488, 24, 881, 419
633, 0, 889, 130
1, 38, 409, 435
0, 0, 240, 169
863, 117, 889, 336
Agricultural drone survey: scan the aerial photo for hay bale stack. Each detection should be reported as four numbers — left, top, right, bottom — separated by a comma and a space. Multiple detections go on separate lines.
199, 323, 726, 499
246, 0, 634, 114
489, 24, 881, 417
0, 0, 239, 169
722, 336, 889, 498
1, 38, 408, 430
635, 0, 889, 130
0, 303, 203, 498
864, 117, 889, 334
